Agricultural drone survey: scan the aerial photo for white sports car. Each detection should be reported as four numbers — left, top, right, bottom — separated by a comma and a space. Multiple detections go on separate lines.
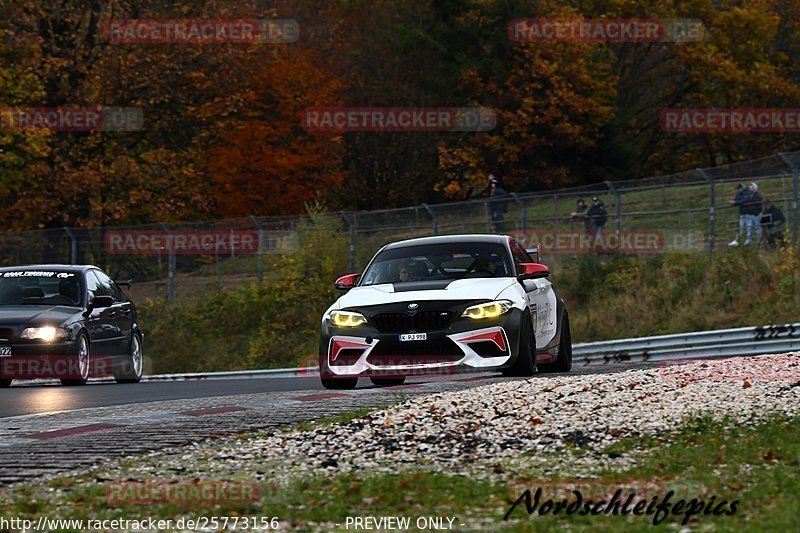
319, 234, 572, 389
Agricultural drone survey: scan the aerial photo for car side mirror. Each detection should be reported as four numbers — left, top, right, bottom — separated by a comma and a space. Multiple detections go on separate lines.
518, 263, 550, 280
89, 295, 114, 309
334, 273, 360, 291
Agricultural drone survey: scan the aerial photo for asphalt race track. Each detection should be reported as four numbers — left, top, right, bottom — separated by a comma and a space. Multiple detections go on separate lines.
0, 376, 326, 418
0, 362, 653, 486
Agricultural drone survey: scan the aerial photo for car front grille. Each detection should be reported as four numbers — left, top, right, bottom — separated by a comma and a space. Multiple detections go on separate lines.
367, 337, 464, 366
371, 310, 453, 333
0, 328, 12, 341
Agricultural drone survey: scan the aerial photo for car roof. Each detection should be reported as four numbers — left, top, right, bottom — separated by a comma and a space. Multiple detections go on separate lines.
0, 264, 100, 272
382, 234, 511, 250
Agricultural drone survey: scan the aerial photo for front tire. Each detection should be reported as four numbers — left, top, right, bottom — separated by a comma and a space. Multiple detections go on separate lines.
540, 313, 572, 373
319, 353, 358, 390
114, 333, 143, 384
0, 379, 11, 388
61, 333, 89, 386
502, 312, 537, 377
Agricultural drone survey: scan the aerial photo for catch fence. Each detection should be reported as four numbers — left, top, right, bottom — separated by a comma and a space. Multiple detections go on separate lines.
1, 151, 798, 303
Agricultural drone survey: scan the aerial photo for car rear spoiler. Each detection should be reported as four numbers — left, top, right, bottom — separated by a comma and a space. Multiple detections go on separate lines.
526, 245, 542, 263
115, 279, 133, 288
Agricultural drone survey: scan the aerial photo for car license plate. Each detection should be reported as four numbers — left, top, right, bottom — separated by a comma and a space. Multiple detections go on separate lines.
399, 333, 427, 342
0, 346, 11, 357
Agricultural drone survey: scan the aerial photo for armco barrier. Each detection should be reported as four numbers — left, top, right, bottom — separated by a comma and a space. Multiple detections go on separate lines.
572, 323, 800, 365
11, 323, 800, 386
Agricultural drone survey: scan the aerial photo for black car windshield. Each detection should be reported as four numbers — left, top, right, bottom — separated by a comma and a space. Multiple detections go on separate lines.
0, 270, 83, 307
360, 243, 512, 286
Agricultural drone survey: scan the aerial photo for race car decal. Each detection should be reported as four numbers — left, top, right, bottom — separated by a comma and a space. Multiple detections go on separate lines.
1, 271, 75, 278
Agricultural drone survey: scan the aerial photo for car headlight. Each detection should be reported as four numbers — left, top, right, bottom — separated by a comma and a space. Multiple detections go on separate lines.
329, 310, 367, 327
20, 326, 68, 342
461, 300, 513, 320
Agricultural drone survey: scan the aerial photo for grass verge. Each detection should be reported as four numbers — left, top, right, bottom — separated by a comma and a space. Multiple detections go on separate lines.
1, 415, 797, 531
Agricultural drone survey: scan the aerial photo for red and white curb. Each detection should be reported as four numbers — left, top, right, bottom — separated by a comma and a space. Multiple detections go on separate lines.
0, 377, 490, 446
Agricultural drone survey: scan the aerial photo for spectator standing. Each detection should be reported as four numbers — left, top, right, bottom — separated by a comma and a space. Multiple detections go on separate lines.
488, 175, 510, 233
741, 182, 763, 246
728, 183, 749, 246
586, 196, 608, 235
760, 199, 786, 249
570, 199, 592, 234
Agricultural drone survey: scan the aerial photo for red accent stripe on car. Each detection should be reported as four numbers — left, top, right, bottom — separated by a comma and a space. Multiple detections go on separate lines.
331, 339, 368, 362
459, 330, 507, 352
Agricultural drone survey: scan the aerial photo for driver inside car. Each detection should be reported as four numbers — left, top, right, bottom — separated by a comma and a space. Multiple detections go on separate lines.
58, 278, 81, 305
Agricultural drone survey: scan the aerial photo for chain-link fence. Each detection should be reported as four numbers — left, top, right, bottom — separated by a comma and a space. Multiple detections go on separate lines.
1, 151, 798, 303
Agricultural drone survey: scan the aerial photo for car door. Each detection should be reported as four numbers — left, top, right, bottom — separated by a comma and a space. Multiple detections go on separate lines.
85, 270, 121, 356
91, 270, 132, 355
99, 270, 133, 354
510, 240, 557, 348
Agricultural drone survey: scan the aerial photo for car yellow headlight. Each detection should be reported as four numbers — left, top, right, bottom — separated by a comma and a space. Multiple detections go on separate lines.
329, 310, 367, 327
461, 300, 513, 320
20, 326, 67, 342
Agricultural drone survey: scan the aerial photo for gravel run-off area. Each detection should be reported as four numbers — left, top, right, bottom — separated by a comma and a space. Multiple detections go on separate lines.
89, 353, 800, 487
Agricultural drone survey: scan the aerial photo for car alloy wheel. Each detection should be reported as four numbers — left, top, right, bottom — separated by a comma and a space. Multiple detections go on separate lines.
61, 333, 89, 386
115, 334, 143, 384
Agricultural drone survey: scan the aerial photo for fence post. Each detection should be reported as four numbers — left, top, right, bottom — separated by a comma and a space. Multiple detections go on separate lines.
63, 227, 77, 264
778, 153, 799, 246
160, 222, 175, 303
697, 168, 714, 253
250, 215, 264, 283
339, 212, 357, 273
604, 181, 622, 233
422, 203, 438, 235
511, 193, 526, 233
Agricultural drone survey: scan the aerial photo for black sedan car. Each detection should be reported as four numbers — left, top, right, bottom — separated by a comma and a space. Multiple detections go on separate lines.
0, 265, 143, 387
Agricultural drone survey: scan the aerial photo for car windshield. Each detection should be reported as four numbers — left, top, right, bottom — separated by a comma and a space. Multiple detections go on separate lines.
0, 271, 83, 307
360, 243, 512, 286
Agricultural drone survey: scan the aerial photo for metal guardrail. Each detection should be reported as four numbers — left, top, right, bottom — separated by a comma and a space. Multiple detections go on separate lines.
129, 322, 800, 381
15, 323, 797, 387
572, 323, 800, 365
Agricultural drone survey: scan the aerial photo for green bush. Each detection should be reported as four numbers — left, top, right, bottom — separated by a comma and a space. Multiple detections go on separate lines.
139, 212, 348, 373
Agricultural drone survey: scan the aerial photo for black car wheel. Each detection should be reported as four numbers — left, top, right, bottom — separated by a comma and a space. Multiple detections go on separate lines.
370, 376, 406, 387
61, 332, 90, 386
502, 312, 537, 377
0, 379, 11, 388
540, 313, 573, 373
319, 354, 358, 390
114, 333, 143, 384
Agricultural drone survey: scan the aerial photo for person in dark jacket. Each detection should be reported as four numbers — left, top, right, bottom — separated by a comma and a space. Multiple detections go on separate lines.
487, 176, 510, 232
586, 197, 608, 234
741, 182, 763, 246
761, 199, 786, 249
728, 183, 749, 246
571, 199, 592, 234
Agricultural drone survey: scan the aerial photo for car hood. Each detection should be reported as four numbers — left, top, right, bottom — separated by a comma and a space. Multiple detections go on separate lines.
0, 305, 81, 327
337, 278, 517, 308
